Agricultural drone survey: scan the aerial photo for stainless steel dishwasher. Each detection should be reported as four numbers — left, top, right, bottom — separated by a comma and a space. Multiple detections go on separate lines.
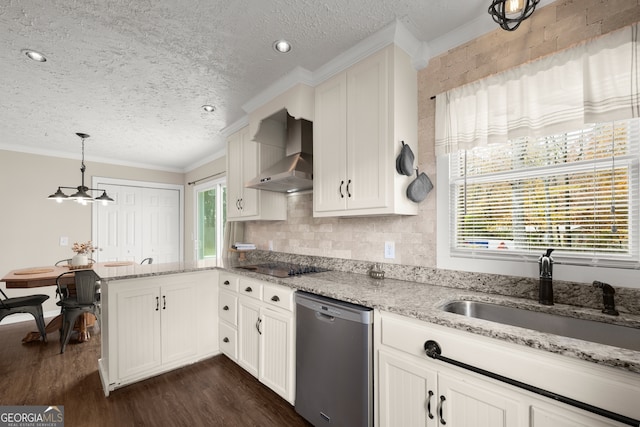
295, 291, 373, 427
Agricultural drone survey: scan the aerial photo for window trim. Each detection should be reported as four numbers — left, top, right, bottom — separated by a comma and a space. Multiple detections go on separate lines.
436, 154, 640, 288
193, 177, 226, 267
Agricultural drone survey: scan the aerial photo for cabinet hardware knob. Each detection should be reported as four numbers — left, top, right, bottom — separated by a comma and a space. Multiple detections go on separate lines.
346, 179, 352, 198
224, 280, 230, 286
223, 337, 229, 343
271, 295, 280, 302
245, 286, 252, 292
427, 390, 434, 419
223, 305, 229, 311
438, 395, 446, 425
339, 180, 344, 198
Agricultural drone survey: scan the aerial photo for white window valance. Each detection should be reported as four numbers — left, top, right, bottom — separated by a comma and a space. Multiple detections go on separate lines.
435, 24, 640, 156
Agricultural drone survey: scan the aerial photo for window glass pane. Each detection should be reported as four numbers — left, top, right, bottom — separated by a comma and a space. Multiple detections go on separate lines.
197, 189, 217, 259
450, 119, 639, 261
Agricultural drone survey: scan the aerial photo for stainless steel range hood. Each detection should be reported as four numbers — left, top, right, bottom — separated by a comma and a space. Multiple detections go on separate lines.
246, 113, 313, 193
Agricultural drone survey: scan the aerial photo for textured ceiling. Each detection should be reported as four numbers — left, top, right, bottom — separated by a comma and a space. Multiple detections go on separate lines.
1, 0, 510, 171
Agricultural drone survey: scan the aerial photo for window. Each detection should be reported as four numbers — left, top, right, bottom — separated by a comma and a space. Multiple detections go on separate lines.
195, 179, 226, 265
447, 119, 640, 267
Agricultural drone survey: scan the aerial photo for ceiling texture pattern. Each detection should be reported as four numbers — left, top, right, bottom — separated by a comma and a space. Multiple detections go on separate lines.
0, 0, 537, 171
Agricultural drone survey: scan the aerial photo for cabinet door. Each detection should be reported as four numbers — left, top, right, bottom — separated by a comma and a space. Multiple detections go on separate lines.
378, 350, 438, 427
239, 127, 259, 217
438, 372, 524, 427
237, 297, 261, 377
346, 47, 389, 211
226, 131, 244, 219
161, 282, 198, 365
530, 402, 626, 427
116, 285, 161, 380
313, 72, 348, 213
259, 307, 294, 403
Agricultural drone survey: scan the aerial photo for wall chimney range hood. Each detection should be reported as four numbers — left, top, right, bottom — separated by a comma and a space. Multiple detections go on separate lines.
246, 112, 313, 193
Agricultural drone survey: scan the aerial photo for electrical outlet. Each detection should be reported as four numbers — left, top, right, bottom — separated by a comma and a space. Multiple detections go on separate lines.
384, 241, 395, 259
59, 236, 69, 246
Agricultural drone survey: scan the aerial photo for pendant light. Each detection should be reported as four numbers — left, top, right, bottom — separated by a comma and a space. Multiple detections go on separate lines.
488, 0, 540, 31
48, 133, 114, 206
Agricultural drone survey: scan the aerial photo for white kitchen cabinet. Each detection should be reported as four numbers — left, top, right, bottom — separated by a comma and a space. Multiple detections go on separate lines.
219, 273, 295, 404
226, 125, 287, 221
379, 349, 523, 426
375, 311, 637, 427
313, 44, 418, 217
99, 271, 218, 395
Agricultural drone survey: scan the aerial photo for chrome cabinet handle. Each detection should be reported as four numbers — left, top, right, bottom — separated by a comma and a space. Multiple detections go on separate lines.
245, 286, 252, 293
270, 295, 280, 302
155, 296, 159, 311
223, 337, 229, 343
223, 305, 229, 311
438, 395, 446, 425
346, 179, 352, 198
427, 390, 434, 419
162, 295, 166, 310
339, 180, 344, 198
256, 317, 262, 335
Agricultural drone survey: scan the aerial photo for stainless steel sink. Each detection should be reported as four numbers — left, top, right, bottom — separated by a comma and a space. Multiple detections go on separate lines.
441, 300, 640, 351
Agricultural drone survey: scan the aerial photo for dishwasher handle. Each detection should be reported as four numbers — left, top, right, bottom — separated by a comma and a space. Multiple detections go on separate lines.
315, 311, 335, 322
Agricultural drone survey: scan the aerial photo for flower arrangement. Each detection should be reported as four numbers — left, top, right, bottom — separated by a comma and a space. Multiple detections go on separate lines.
72, 241, 96, 255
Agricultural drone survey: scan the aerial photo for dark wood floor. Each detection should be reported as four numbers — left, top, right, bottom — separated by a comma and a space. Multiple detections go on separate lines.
0, 319, 312, 427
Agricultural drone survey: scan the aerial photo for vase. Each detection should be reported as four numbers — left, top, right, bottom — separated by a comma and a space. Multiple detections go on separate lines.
71, 253, 88, 266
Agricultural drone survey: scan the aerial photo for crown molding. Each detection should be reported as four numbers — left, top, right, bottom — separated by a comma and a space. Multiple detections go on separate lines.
184, 148, 225, 172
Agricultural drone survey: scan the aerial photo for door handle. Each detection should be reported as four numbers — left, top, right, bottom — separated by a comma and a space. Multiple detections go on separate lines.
438, 395, 446, 425
162, 295, 166, 310
339, 180, 344, 198
346, 179, 352, 198
155, 296, 159, 311
245, 286, 252, 293
270, 295, 280, 302
426, 390, 434, 419
223, 280, 230, 286
256, 317, 262, 335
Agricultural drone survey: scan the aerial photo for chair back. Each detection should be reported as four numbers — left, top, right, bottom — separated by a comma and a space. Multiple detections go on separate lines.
56, 270, 100, 305
73, 270, 100, 304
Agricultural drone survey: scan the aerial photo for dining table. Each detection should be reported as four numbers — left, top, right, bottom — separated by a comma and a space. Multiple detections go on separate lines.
1, 261, 135, 343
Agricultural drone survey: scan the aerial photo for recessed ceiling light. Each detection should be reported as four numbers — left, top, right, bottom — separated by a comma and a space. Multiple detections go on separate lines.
202, 104, 215, 113
273, 40, 291, 54
22, 49, 47, 62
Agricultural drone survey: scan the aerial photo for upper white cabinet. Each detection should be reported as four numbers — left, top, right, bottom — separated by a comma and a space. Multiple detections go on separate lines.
313, 44, 419, 217
226, 125, 287, 221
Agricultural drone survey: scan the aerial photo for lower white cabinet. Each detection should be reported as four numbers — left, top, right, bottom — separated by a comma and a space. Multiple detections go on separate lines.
376, 310, 638, 427
219, 273, 295, 404
99, 270, 218, 395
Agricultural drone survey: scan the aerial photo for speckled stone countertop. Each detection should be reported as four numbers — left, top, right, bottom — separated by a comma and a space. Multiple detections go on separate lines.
221, 251, 640, 375
95, 261, 216, 281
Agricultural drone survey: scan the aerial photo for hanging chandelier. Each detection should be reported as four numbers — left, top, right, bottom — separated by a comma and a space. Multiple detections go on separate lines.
488, 0, 540, 31
48, 132, 114, 205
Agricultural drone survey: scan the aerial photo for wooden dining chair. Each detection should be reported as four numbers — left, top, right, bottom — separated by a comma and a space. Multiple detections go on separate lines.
140, 257, 153, 264
55, 269, 101, 353
0, 289, 50, 342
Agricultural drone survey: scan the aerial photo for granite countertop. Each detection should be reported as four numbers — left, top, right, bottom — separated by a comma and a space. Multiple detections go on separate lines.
219, 264, 640, 375
93, 256, 640, 375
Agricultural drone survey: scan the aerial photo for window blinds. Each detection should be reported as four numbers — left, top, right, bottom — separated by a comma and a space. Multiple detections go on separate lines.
449, 120, 640, 264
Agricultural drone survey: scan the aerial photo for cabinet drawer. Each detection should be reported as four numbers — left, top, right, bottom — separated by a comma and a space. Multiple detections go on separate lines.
219, 322, 237, 360
262, 283, 294, 311
239, 278, 263, 300
219, 273, 239, 293
381, 314, 432, 359
219, 291, 238, 326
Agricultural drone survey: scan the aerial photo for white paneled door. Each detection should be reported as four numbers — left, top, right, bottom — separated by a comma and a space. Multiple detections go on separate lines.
93, 178, 183, 264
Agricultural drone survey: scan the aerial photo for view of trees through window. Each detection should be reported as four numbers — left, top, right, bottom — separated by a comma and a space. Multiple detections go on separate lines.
197, 182, 226, 260
451, 119, 639, 258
